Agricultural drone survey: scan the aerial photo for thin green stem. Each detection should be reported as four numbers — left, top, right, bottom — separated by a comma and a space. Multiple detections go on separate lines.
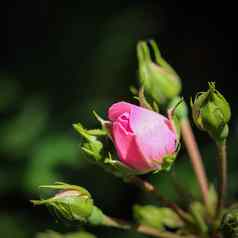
216, 141, 227, 218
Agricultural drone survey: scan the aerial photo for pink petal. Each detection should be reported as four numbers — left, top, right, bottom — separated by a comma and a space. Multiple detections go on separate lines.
117, 112, 133, 132
125, 136, 152, 171
112, 120, 151, 171
129, 105, 177, 167
108, 102, 132, 122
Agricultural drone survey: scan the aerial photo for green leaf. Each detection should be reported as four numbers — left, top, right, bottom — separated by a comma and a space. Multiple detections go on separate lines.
189, 201, 207, 234
133, 204, 184, 230
207, 185, 218, 217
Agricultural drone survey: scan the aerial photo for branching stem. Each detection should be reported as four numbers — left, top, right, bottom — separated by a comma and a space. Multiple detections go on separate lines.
104, 216, 196, 238
127, 176, 194, 225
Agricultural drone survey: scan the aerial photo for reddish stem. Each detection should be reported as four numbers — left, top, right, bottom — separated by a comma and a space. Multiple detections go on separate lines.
180, 119, 209, 211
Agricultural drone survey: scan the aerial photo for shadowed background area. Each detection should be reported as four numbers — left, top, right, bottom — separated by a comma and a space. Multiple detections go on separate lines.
1, 1, 237, 237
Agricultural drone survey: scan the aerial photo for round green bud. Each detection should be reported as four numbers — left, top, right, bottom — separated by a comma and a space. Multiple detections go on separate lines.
220, 209, 238, 238
191, 82, 231, 142
137, 40, 181, 105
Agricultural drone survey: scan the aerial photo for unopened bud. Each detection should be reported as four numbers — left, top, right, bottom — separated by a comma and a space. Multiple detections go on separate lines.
191, 82, 231, 142
137, 40, 181, 105
220, 209, 238, 238
31, 182, 104, 225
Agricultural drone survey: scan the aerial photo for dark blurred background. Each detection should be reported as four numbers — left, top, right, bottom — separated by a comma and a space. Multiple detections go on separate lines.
1, 1, 237, 237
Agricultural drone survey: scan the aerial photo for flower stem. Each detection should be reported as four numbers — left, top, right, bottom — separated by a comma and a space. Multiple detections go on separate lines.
126, 176, 194, 225
216, 140, 227, 218
180, 118, 210, 212
103, 216, 193, 238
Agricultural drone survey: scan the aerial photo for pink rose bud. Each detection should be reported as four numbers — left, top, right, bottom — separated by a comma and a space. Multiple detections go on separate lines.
108, 102, 178, 173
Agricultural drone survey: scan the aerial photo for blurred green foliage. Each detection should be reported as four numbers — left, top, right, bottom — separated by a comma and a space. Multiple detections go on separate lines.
1, 1, 237, 237
36, 230, 97, 238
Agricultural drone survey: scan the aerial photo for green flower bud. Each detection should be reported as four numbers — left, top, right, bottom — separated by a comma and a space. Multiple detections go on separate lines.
31, 182, 104, 225
137, 40, 181, 105
191, 82, 231, 142
220, 209, 238, 238
133, 205, 183, 230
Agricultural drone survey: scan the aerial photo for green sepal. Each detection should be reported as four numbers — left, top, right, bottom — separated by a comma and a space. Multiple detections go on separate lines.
92, 111, 112, 138
138, 87, 154, 111
103, 153, 142, 176
37, 182, 91, 198
74, 122, 144, 177
160, 154, 177, 172
169, 96, 188, 122
167, 97, 185, 140
133, 204, 184, 230
152, 101, 159, 112
73, 122, 103, 161
131, 86, 159, 112
149, 39, 178, 76
87, 206, 105, 225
